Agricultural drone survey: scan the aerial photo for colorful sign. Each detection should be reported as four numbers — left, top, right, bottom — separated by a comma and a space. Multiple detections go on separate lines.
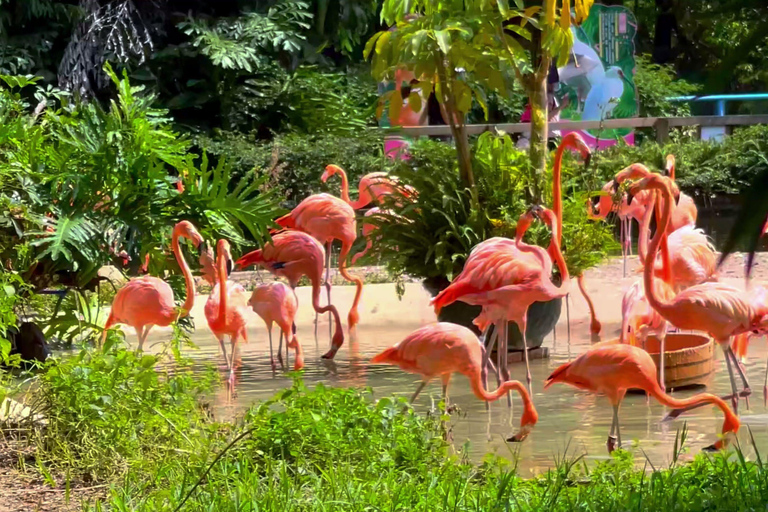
557, 4, 639, 148
378, 68, 427, 160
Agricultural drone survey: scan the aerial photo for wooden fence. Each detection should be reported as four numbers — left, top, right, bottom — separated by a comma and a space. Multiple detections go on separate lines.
394, 115, 768, 143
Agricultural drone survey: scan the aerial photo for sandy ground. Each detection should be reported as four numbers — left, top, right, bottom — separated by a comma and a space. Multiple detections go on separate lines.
1, 252, 766, 510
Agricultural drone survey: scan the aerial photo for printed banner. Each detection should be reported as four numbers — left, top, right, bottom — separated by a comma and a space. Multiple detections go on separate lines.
557, 4, 639, 148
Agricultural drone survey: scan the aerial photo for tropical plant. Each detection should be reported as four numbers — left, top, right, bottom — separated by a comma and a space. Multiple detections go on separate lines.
195, 128, 387, 207
0, 66, 281, 343
367, 133, 616, 287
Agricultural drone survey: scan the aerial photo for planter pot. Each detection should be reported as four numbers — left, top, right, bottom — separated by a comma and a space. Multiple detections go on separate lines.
423, 277, 562, 351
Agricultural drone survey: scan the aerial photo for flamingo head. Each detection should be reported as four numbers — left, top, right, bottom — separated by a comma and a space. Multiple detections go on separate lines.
663, 154, 676, 177
321, 164, 344, 183
516, 205, 542, 242
174, 220, 205, 248
198, 242, 216, 285
615, 163, 653, 186
216, 239, 234, 277
563, 132, 591, 164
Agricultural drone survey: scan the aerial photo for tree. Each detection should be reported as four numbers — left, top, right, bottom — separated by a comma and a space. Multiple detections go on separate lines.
366, 0, 593, 203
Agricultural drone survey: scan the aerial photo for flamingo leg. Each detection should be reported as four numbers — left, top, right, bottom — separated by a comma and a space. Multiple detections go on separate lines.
217, 337, 229, 371
607, 404, 621, 452
325, 241, 333, 341
500, 321, 513, 407
763, 352, 768, 407
566, 294, 571, 344
228, 336, 238, 385
626, 218, 633, 256
495, 322, 504, 404
410, 380, 428, 404
268, 328, 276, 371
519, 316, 533, 396
659, 332, 666, 391
722, 343, 740, 413
726, 345, 751, 408
441, 373, 451, 407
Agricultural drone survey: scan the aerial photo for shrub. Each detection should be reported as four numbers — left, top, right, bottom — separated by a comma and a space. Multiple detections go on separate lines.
195, 128, 388, 207
368, 133, 617, 284
592, 124, 768, 198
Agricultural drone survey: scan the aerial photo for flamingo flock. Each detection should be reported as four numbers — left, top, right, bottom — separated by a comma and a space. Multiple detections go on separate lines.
100, 137, 768, 456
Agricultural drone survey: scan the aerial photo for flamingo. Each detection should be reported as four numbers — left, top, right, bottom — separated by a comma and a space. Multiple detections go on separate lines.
371, 322, 538, 442
617, 173, 764, 413
275, 174, 363, 338
236, 230, 345, 359
620, 192, 676, 389
321, 165, 416, 210
204, 239, 250, 384
322, 165, 416, 266
662, 155, 698, 229
432, 205, 570, 396
545, 342, 740, 453
100, 220, 204, 350
547, 133, 600, 336
249, 282, 302, 371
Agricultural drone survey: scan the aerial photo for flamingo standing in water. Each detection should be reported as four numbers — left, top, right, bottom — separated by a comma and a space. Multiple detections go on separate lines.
547, 133, 599, 335
275, 171, 362, 338
432, 205, 570, 396
204, 239, 250, 384
249, 282, 302, 371
236, 230, 345, 359
101, 221, 204, 349
371, 322, 538, 442
617, 173, 764, 413
545, 343, 740, 453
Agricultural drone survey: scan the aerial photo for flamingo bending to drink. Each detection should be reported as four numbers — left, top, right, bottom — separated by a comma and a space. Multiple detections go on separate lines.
545, 343, 740, 453
371, 322, 538, 442
236, 230, 345, 359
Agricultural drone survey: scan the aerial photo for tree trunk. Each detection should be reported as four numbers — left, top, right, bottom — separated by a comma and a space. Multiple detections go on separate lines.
435, 56, 476, 200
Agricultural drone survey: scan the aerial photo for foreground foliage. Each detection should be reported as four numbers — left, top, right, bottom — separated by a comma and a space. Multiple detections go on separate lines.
3, 341, 767, 511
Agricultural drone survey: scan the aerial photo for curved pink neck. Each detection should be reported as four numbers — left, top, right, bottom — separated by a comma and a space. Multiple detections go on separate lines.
336, 168, 351, 205
643, 182, 675, 315
217, 248, 228, 324
171, 230, 195, 316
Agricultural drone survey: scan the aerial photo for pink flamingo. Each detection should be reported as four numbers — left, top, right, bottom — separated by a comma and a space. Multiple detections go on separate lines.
617, 173, 764, 414
371, 322, 538, 442
249, 282, 302, 371
100, 221, 204, 349
204, 239, 250, 384
620, 193, 677, 389
321, 165, 416, 209
662, 154, 698, 229
432, 205, 570, 395
321, 165, 415, 265
545, 342, 740, 453
275, 177, 363, 336
236, 230, 345, 359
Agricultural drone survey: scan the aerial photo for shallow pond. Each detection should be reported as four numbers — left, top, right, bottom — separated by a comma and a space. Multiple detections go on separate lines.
139, 281, 768, 477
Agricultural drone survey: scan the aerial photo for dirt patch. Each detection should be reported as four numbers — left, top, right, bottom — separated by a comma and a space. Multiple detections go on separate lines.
0, 441, 105, 512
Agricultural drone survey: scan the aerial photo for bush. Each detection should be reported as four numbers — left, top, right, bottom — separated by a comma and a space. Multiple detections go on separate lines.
592, 124, 768, 198
367, 133, 617, 283
29, 333, 217, 482
195, 128, 388, 207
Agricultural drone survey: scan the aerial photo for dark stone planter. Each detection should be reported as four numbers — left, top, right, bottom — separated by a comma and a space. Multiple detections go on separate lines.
423, 277, 562, 351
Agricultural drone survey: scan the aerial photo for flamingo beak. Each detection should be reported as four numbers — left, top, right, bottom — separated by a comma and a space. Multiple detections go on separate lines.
507, 424, 533, 443
226, 258, 233, 277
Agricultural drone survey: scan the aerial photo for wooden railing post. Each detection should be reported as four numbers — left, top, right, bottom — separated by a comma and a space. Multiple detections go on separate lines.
655, 118, 670, 144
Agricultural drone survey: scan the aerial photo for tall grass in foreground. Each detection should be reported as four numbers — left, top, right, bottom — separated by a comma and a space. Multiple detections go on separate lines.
3, 339, 767, 511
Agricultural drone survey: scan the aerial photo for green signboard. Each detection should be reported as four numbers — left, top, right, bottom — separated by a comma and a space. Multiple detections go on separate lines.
557, 4, 638, 147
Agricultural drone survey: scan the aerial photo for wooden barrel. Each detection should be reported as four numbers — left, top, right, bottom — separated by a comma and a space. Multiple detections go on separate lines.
640, 332, 715, 390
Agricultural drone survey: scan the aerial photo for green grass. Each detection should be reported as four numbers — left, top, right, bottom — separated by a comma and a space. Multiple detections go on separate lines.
2, 333, 767, 511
